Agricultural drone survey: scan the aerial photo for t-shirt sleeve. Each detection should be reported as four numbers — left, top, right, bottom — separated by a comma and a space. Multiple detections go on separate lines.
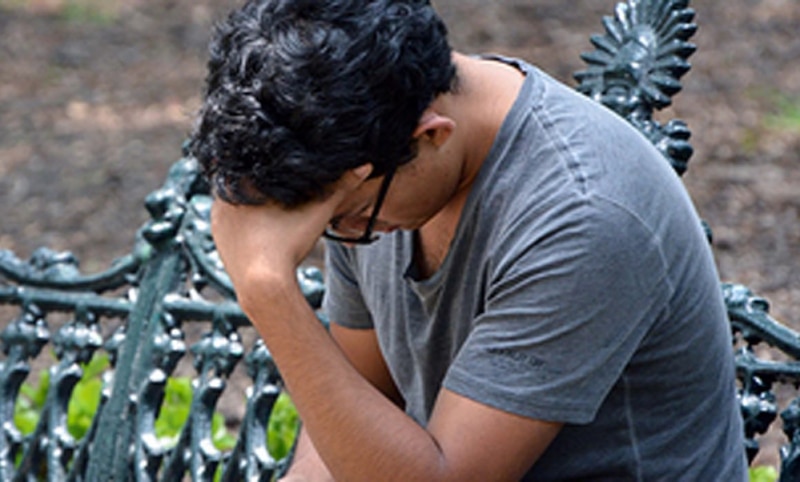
443, 199, 672, 424
322, 240, 375, 330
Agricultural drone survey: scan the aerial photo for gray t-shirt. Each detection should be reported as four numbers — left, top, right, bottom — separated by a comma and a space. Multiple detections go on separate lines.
323, 57, 747, 480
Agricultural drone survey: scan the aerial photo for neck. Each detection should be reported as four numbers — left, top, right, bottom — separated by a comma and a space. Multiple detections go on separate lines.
414, 53, 524, 277
438, 53, 524, 196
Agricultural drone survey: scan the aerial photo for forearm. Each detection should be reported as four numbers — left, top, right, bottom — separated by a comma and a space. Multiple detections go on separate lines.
280, 427, 334, 482
242, 278, 450, 482
212, 197, 557, 481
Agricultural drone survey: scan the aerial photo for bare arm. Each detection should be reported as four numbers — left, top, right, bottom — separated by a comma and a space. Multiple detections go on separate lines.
281, 325, 403, 481
211, 172, 563, 481
280, 428, 332, 482
243, 279, 561, 481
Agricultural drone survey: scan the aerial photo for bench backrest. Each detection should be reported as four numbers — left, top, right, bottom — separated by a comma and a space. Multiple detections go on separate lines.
1, 0, 797, 480
573, 3, 799, 479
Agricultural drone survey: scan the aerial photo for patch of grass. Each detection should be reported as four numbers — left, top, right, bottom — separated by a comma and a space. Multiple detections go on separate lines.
739, 89, 800, 154
756, 90, 800, 132
61, 0, 120, 24
0, 0, 121, 24
766, 98, 800, 131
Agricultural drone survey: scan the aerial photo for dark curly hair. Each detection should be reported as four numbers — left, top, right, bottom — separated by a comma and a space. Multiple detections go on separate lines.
189, 0, 457, 207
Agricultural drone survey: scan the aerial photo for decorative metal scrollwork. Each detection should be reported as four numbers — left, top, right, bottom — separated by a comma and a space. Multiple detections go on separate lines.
575, 1, 798, 477
2, 0, 793, 480
0, 306, 49, 479
0, 147, 316, 480
574, 0, 697, 175
726, 283, 800, 478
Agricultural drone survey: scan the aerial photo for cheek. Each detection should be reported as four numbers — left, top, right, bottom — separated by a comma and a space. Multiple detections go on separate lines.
389, 192, 444, 224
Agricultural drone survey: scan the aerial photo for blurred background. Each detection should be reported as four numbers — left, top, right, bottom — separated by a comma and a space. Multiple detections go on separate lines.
0, 0, 798, 466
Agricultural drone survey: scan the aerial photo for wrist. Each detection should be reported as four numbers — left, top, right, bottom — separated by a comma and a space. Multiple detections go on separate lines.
280, 464, 335, 482
281, 461, 335, 482
233, 266, 300, 318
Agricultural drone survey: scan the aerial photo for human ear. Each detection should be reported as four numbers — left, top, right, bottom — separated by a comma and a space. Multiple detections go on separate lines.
413, 109, 456, 148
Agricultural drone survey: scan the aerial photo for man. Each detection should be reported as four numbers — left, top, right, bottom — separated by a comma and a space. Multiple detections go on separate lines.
191, 0, 748, 479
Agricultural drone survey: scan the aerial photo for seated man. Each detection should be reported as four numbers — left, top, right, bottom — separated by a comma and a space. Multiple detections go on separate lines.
190, 0, 748, 479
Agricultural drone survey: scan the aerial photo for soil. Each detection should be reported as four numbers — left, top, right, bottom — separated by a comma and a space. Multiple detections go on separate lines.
1, 0, 798, 471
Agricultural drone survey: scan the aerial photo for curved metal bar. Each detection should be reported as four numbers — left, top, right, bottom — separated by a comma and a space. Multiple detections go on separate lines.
181, 194, 237, 301
0, 286, 132, 319
222, 339, 283, 482
725, 282, 800, 471
0, 249, 141, 294
6, 0, 796, 479
0, 306, 49, 481
726, 283, 800, 360
0, 287, 251, 327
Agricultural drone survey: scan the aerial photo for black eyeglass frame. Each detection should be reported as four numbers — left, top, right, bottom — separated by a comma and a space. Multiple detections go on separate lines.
322, 166, 398, 245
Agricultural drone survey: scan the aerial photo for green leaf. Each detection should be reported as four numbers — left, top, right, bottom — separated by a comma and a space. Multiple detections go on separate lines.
211, 412, 236, 451
20, 372, 50, 408
166, 377, 194, 404
749, 466, 779, 482
81, 353, 110, 380
155, 377, 193, 446
65, 353, 109, 440
266, 393, 299, 460
154, 377, 238, 451
67, 377, 103, 439
13, 367, 241, 455
14, 372, 49, 436
13, 408, 39, 436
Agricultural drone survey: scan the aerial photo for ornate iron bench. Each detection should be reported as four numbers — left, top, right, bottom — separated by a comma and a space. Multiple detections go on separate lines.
0, 0, 795, 480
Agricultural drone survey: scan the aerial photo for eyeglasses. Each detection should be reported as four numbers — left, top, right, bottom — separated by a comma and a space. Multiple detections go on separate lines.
322, 166, 397, 245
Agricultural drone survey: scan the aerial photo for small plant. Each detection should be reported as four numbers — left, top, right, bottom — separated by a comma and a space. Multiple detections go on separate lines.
13, 353, 298, 456
268, 392, 300, 460
15, 354, 110, 440
13, 369, 50, 437
67, 352, 109, 439
154, 377, 237, 451
749, 465, 779, 482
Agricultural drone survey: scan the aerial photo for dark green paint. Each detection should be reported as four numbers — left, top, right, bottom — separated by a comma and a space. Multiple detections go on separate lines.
0, 0, 796, 479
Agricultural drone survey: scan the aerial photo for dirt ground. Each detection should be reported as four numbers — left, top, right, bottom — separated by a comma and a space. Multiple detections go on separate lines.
1, 0, 798, 471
